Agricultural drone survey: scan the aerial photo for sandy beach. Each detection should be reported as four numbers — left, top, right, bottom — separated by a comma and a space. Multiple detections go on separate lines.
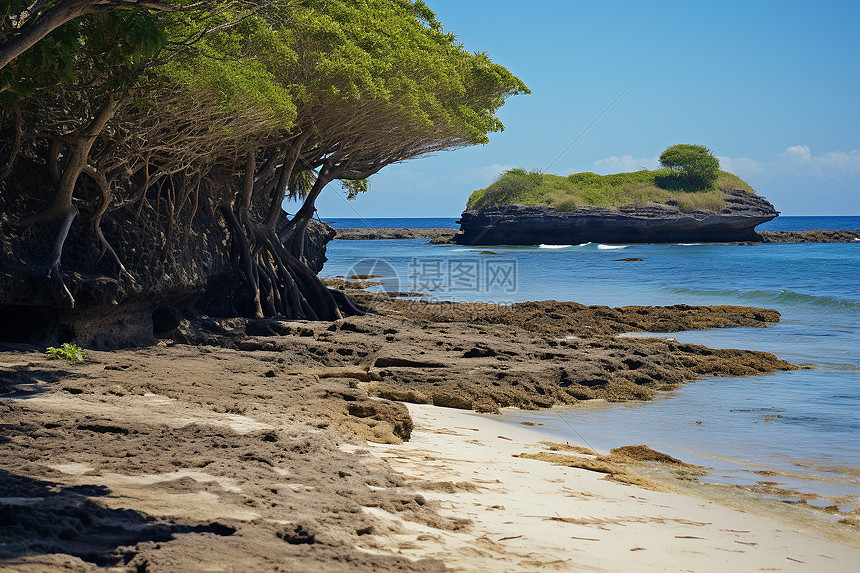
360, 403, 860, 572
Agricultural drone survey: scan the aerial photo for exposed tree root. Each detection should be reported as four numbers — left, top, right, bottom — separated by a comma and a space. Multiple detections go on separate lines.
47, 206, 77, 308
223, 203, 359, 320
6, 96, 367, 321
216, 139, 369, 322
83, 164, 134, 283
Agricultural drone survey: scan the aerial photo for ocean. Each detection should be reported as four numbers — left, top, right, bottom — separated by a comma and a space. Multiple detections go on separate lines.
323, 215, 860, 232
320, 216, 860, 507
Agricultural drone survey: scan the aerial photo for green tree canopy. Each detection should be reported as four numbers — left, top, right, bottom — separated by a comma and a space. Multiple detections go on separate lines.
658, 144, 720, 190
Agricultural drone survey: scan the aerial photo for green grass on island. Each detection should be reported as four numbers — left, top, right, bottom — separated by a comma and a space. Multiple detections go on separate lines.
466, 168, 756, 213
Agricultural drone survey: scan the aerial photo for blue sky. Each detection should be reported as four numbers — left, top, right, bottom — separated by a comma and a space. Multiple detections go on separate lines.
303, 0, 860, 218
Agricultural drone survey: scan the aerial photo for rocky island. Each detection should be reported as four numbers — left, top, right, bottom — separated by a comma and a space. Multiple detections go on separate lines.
453, 145, 781, 245
455, 188, 778, 245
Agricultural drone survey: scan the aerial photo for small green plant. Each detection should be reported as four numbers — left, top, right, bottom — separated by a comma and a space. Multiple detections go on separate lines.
46, 343, 86, 363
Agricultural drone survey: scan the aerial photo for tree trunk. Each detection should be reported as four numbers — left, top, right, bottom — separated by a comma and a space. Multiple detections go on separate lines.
265, 130, 312, 229
0, 102, 23, 179
226, 150, 264, 318
220, 149, 364, 322
282, 158, 334, 262
46, 95, 119, 219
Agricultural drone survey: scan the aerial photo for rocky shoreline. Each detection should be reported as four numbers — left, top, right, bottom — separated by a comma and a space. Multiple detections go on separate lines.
1, 296, 811, 570
759, 229, 860, 243
335, 227, 860, 244
6, 292, 853, 572
164, 298, 796, 413
333, 228, 458, 241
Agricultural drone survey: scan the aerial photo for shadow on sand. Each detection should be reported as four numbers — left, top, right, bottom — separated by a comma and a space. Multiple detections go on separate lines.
0, 469, 236, 566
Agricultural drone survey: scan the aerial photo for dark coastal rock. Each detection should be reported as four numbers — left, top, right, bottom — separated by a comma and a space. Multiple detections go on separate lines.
453, 189, 779, 245
311, 299, 798, 412
0, 202, 335, 348
300, 219, 337, 273
334, 227, 457, 241
355, 298, 783, 337
429, 234, 457, 244
759, 230, 860, 243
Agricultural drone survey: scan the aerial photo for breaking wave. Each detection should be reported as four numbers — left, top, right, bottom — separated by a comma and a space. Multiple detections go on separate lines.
669, 287, 860, 311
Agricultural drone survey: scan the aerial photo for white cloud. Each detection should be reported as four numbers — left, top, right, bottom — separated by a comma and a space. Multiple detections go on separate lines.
716, 155, 768, 180
717, 146, 860, 183
592, 155, 659, 174
780, 145, 813, 163
775, 146, 860, 179
718, 146, 860, 215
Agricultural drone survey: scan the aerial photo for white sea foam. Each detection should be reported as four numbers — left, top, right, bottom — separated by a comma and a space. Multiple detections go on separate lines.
538, 244, 572, 249
597, 244, 627, 250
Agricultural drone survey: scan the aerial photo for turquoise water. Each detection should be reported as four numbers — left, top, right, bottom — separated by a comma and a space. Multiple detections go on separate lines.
321, 217, 860, 502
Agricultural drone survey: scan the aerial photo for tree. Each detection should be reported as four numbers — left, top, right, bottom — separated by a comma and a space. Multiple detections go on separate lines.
0, 0, 528, 322
1, 1, 298, 308
167, 0, 528, 319
658, 144, 720, 190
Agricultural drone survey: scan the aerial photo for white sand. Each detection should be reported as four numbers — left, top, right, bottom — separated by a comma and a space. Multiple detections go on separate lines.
359, 403, 860, 572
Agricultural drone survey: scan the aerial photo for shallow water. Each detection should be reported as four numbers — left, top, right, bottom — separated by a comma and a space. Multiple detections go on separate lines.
321, 216, 860, 504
